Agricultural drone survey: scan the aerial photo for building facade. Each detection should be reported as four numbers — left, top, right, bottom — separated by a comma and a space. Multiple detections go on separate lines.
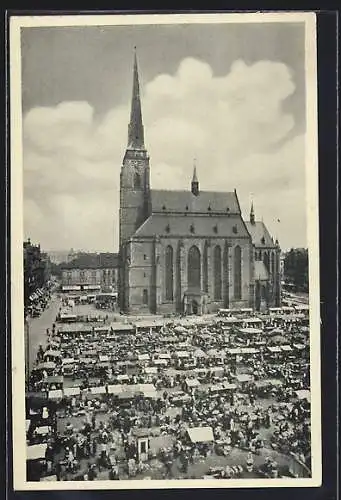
23, 238, 51, 306
60, 253, 119, 292
119, 52, 281, 314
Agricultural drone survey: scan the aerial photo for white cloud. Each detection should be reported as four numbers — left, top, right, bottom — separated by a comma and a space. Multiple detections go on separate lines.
23, 57, 306, 251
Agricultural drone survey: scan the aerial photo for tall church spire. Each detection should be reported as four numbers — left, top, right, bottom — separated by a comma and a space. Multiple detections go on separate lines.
250, 200, 255, 225
191, 160, 199, 196
128, 48, 145, 149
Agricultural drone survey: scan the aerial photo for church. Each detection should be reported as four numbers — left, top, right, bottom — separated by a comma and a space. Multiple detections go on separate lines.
118, 52, 281, 315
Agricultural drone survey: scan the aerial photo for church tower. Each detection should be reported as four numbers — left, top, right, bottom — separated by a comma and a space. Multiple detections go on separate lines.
119, 49, 151, 247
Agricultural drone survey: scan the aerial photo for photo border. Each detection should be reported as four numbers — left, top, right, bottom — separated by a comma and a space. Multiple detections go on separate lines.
4, 7, 338, 499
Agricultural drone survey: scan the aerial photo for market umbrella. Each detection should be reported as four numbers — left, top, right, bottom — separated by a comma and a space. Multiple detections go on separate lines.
268, 335, 287, 345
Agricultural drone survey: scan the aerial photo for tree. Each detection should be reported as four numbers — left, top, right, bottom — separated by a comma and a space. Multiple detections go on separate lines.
284, 248, 309, 292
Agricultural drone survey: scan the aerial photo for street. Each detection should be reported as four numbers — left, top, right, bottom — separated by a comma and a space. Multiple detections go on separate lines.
26, 295, 61, 369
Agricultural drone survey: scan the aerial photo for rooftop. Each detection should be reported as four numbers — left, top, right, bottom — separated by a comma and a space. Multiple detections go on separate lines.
134, 213, 249, 239
245, 221, 277, 248
60, 252, 120, 270
151, 189, 240, 215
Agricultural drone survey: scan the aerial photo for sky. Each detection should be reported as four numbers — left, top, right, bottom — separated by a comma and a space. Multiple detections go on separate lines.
21, 20, 309, 252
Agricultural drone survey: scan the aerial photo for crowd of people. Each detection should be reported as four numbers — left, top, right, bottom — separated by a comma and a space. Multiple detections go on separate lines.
26, 296, 311, 482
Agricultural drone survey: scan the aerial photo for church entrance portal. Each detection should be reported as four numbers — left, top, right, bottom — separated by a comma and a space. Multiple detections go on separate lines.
192, 300, 199, 315
183, 290, 207, 315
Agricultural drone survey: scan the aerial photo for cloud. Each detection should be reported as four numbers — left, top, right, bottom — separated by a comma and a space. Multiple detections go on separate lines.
23, 57, 305, 251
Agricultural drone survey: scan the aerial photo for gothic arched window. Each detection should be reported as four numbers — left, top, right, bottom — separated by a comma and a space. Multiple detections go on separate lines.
165, 246, 174, 301
223, 242, 229, 308
203, 243, 208, 293
263, 251, 270, 272
188, 245, 201, 290
271, 251, 275, 276
134, 172, 141, 189
234, 245, 242, 300
214, 245, 222, 300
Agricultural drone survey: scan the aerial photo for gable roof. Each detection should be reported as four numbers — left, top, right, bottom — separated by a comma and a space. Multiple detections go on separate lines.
151, 190, 240, 215
245, 221, 276, 248
61, 253, 120, 270
134, 213, 250, 239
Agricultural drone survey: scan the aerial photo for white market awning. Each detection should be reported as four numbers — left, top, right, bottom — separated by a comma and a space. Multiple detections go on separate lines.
187, 426, 214, 443
186, 378, 200, 388
90, 386, 106, 395
296, 390, 311, 402
107, 385, 123, 395
63, 387, 81, 397
27, 444, 47, 461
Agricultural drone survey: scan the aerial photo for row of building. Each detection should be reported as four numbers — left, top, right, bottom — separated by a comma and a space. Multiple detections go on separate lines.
23, 239, 51, 307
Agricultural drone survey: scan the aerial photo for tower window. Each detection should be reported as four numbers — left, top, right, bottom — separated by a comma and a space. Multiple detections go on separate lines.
134, 173, 141, 189
232, 225, 238, 234
213, 225, 218, 234
226, 207, 230, 212
144, 254, 147, 260
162, 205, 166, 210
190, 224, 195, 234
261, 236, 265, 245
185, 205, 189, 211
142, 289, 148, 305
208, 205, 211, 211
165, 224, 170, 234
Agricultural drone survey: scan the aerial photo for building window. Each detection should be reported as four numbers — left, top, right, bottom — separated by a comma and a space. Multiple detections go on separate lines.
190, 224, 195, 234
144, 254, 147, 260
187, 245, 201, 290
79, 271, 85, 283
213, 225, 218, 234
67, 272, 72, 285
234, 245, 242, 300
134, 173, 141, 189
214, 245, 222, 300
165, 245, 174, 301
142, 288, 148, 305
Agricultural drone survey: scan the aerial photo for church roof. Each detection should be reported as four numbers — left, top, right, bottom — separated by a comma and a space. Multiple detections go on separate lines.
150, 190, 240, 214
134, 213, 250, 239
245, 221, 276, 248
254, 261, 269, 281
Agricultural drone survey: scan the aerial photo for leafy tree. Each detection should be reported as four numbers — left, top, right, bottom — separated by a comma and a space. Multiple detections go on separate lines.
284, 248, 309, 292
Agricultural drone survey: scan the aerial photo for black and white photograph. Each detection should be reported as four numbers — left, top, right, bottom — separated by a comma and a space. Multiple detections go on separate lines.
10, 12, 321, 489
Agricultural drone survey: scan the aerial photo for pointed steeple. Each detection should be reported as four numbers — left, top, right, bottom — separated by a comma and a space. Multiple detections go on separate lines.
250, 200, 255, 225
191, 160, 199, 196
128, 48, 145, 149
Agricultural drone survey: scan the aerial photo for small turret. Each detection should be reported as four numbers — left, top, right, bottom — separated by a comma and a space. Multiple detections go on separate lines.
250, 201, 255, 225
191, 162, 199, 196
